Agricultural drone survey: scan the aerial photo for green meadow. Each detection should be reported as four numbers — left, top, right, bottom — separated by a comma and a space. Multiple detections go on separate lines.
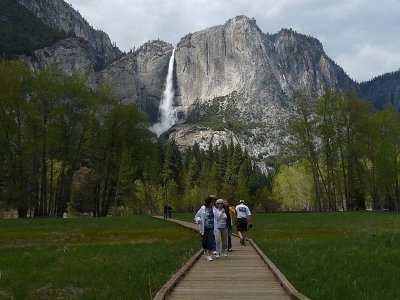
0, 216, 199, 299
175, 211, 400, 300
2, 212, 399, 300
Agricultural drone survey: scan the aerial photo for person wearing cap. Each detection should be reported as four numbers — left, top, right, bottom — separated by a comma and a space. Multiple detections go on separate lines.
214, 199, 228, 258
194, 195, 225, 261
235, 199, 252, 246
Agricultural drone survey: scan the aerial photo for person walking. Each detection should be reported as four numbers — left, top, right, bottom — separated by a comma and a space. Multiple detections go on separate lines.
167, 204, 172, 218
195, 196, 224, 261
224, 199, 236, 252
214, 199, 228, 258
210, 195, 218, 255
163, 205, 168, 219
235, 199, 252, 246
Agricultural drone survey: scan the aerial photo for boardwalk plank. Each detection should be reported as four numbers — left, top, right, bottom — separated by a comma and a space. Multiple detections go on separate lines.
153, 217, 308, 300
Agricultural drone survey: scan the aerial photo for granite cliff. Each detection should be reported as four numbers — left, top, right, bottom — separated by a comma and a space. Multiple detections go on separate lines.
168, 16, 355, 158
10, 1, 400, 160
16, 0, 122, 69
97, 41, 174, 122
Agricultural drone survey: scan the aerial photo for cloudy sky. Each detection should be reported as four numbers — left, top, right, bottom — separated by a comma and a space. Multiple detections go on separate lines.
67, 0, 400, 82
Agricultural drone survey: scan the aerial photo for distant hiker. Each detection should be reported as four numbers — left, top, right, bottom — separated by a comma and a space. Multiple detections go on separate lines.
224, 199, 236, 252
167, 205, 172, 218
235, 199, 252, 246
215, 199, 228, 258
195, 196, 224, 261
163, 205, 168, 219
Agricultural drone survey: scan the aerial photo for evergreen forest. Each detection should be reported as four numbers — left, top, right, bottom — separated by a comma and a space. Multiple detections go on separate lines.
0, 0, 69, 59
0, 61, 269, 217
2, 60, 400, 217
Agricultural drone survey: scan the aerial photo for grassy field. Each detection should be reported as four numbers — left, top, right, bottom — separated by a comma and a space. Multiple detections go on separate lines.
174, 211, 400, 300
0, 216, 199, 299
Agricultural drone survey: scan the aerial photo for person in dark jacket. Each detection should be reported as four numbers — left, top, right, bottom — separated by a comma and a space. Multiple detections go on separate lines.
167, 204, 172, 218
163, 205, 168, 219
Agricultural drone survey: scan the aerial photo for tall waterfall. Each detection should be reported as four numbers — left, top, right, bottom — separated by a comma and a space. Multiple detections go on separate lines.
150, 49, 177, 136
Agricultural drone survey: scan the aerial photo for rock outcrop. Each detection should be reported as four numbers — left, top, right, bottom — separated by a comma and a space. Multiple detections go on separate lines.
97, 41, 174, 122
29, 37, 97, 82
16, 0, 122, 68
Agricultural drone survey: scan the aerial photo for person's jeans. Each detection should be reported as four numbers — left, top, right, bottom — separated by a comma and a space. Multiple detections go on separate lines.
227, 227, 232, 250
212, 233, 216, 252
201, 228, 214, 251
215, 227, 228, 255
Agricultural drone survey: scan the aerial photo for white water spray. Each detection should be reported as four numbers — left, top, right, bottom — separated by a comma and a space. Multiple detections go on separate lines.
150, 49, 177, 136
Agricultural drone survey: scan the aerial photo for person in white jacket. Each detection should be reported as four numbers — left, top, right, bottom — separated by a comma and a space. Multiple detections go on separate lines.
194, 196, 225, 261
235, 199, 252, 246
214, 199, 228, 258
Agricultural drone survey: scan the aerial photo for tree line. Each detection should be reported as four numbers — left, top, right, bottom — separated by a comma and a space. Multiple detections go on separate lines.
274, 89, 400, 212
0, 61, 270, 217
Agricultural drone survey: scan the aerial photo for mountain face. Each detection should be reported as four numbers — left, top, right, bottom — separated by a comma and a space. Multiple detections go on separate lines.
30, 37, 98, 81
8, 1, 399, 160
359, 69, 400, 108
16, 0, 122, 69
175, 16, 353, 111
0, 0, 68, 58
169, 16, 355, 157
98, 41, 174, 122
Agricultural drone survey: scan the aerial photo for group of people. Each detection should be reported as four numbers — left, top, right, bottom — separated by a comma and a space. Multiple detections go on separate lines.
195, 195, 252, 261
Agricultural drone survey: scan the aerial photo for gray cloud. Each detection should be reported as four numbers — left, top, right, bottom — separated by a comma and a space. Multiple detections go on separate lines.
67, 0, 400, 82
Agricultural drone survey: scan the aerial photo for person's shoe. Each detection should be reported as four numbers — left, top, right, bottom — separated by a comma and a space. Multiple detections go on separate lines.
240, 238, 244, 245
228, 248, 232, 252
222, 253, 228, 257
206, 256, 213, 261
212, 251, 217, 255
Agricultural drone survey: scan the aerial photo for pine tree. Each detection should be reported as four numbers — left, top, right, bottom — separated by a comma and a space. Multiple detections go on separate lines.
162, 139, 182, 187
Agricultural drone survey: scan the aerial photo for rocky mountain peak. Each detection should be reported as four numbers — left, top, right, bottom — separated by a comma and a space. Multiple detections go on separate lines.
224, 15, 258, 28
273, 28, 324, 54
16, 0, 122, 68
169, 15, 357, 158
359, 69, 400, 108
136, 40, 173, 55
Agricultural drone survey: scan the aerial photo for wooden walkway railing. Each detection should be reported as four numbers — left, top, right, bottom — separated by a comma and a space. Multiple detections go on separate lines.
153, 217, 309, 300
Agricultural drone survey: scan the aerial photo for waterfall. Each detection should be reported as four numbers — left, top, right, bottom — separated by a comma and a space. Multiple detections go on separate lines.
150, 49, 177, 136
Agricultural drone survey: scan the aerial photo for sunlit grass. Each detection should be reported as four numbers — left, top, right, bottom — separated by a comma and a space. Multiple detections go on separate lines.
0, 216, 199, 299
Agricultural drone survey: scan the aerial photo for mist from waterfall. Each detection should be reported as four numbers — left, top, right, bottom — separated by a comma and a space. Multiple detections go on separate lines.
150, 49, 177, 137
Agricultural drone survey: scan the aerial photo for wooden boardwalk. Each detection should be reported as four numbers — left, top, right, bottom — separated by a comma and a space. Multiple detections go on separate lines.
154, 217, 308, 300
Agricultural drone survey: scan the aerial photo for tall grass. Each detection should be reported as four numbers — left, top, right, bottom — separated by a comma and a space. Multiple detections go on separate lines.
249, 212, 400, 300
0, 216, 199, 299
